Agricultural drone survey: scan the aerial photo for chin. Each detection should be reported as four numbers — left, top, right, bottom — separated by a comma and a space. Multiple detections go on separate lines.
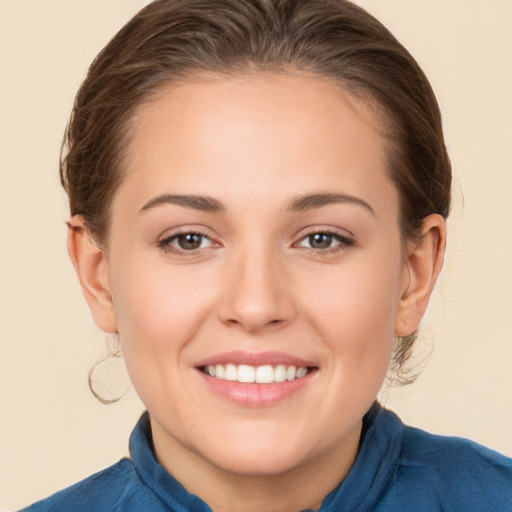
209, 448, 309, 478
192, 424, 318, 477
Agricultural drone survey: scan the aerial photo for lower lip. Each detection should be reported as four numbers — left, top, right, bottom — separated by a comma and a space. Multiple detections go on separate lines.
197, 370, 316, 407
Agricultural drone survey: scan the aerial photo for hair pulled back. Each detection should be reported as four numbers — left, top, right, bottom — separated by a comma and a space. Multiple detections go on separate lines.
62, 0, 451, 381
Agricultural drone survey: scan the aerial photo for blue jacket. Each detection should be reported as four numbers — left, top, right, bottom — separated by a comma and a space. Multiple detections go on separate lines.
23, 403, 512, 511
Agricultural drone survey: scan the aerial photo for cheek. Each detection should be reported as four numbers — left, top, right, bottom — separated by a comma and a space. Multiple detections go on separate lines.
292, 263, 399, 448
300, 256, 401, 378
111, 258, 212, 337
304, 263, 401, 338
109, 266, 211, 412
108, 261, 216, 392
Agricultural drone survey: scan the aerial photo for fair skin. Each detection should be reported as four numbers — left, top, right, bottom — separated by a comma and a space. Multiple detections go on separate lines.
69, 74, 445, 512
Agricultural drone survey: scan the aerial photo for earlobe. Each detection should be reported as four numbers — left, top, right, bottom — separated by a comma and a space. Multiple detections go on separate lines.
395, 214, 446, 337
67, 216, 118, 333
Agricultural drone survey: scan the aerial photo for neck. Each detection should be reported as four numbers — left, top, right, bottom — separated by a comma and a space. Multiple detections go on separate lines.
151, 420, 362, 512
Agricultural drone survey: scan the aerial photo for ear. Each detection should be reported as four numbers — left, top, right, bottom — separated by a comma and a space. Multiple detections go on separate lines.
67, 216, 118, 333
395, 214, 446, 337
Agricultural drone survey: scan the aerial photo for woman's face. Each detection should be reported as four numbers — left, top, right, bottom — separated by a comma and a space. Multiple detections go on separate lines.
104, 75, 412, 477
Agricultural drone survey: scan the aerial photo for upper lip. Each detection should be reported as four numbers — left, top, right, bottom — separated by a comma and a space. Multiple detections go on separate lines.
195, 350, 317, 368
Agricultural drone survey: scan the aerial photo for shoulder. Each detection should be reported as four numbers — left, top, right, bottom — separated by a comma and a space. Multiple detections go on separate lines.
20, 458, 161, 512
400, 423, 512, 478
385, 419, 512, 511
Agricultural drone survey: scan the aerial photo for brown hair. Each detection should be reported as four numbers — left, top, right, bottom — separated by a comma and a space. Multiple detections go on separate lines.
61, 0, 451, 381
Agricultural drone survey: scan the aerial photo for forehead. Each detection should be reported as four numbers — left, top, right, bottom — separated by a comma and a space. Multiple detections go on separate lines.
131, 72, 385, 147
117, 73, 396, 214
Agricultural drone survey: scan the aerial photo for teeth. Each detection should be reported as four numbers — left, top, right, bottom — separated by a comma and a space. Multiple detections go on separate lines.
215, 364, 225, 379
204, 364, 310, 383
256, 365, 274, 384
296, 367, 308, 378
275, 364, 287, 382
225, 363, 237, 381
238, 364, 255, 383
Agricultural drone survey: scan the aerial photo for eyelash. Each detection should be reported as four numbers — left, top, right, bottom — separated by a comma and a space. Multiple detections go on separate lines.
158, 230, 214, 254
157, 229, 354, 256
294, 229, 354, 254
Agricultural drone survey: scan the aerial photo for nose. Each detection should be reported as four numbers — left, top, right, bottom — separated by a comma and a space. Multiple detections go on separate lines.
217, 244, 296, 333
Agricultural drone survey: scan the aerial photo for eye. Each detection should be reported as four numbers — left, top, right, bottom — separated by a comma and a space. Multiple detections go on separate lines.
297, 231, 353, 251
304, 233, 335, 250
159, 231, 213, 252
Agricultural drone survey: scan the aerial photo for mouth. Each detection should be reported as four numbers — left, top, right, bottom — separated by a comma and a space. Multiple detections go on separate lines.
199, 363, 315, 384
195, 351, 318, 406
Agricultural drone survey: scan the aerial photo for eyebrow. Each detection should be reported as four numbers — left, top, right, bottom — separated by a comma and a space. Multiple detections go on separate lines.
140, 192, 374, 215
140, 194, 225, 213
286, 193, 375, 215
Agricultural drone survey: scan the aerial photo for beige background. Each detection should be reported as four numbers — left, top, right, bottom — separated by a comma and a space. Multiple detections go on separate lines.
1, 0, 511, 509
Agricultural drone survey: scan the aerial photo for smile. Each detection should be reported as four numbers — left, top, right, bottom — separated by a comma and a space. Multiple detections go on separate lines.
201, 364, 311, 384
196, 351, 318, 405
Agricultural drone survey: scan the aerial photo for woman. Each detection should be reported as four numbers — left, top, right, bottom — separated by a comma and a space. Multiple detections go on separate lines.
22, 0, 512, 510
